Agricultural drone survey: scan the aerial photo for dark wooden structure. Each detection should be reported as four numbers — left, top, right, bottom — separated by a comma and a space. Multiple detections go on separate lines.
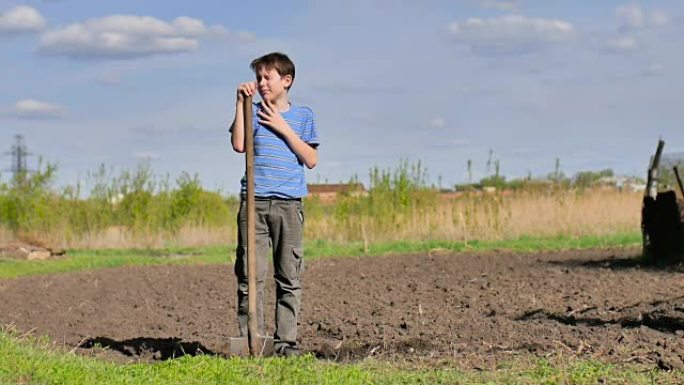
641, 139, 684, 262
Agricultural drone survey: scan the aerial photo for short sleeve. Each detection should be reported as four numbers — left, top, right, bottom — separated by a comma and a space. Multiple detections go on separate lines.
301, 108, 319, 148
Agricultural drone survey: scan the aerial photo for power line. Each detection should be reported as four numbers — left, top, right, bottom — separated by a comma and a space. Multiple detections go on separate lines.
4, 134, 33, 180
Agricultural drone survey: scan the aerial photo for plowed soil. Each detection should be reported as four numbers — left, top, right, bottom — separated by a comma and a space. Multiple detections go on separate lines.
2, 248, 684, 370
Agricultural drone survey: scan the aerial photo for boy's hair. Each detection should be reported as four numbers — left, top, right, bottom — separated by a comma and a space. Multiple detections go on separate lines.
250, 52, 295, 90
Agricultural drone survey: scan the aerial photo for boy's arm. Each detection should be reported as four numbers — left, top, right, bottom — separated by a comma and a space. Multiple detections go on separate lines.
257, 99, 318, 169
230, 102, 245, 153
282, 131, 318, 169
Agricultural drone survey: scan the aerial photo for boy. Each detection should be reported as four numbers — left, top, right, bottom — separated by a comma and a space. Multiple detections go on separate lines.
229, 52, 319, 356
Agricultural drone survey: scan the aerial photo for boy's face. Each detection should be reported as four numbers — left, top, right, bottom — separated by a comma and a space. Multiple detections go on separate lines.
255, 66, 292, 102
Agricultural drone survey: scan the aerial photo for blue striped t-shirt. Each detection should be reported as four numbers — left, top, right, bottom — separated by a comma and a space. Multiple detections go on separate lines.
235, 102, 319, 199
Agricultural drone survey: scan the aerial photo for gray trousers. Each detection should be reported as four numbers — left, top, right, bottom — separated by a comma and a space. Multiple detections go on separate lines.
234, 198, 304, 348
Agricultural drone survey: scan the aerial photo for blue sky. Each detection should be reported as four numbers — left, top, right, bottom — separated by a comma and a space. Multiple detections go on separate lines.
1, 0, 683, 194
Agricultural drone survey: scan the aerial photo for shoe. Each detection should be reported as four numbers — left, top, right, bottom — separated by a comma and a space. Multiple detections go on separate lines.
275, 344, 302, 357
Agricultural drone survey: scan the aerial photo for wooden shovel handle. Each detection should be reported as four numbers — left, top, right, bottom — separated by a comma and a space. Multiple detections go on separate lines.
244, 96, 259, 356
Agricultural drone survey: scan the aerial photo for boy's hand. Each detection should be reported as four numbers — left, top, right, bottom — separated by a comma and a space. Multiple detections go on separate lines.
236, 81, 257, 103
257, 99, 290, 135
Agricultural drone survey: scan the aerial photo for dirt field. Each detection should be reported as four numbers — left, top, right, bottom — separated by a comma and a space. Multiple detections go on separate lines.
1, 248, 683, 370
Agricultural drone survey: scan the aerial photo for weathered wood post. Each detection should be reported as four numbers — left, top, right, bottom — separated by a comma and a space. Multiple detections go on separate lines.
642, 139, 665, 257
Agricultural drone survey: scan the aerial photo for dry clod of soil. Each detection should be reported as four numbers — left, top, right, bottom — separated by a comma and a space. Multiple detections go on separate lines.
0, 242, 66, 260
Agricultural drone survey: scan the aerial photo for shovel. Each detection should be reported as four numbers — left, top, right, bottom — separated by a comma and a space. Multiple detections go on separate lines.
230, 95, 274, 357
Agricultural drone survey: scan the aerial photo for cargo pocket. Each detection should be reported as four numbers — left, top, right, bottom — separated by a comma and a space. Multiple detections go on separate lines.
293, 246, 304, 278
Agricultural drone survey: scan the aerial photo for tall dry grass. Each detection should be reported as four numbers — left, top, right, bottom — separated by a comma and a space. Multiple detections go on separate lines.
0, 227, 14, 245
310, 188, 642, 244
59, 225, 234, 250
2, 188, 641, 249
0, 161, 643, 249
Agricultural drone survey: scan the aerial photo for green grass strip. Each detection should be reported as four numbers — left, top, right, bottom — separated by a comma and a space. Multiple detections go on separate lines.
0, 232, 641, 279
308, 232, 641, 257
0, 331, 678, 385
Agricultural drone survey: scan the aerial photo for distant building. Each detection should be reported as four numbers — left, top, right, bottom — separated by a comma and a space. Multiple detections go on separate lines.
627, 183, 647, 193
597, 176, 618, 186
615, 176, 647, 193
307, 183, 366, 203
483, 186, 497, 194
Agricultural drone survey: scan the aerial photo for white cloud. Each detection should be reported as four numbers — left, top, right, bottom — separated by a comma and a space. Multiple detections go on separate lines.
649, 10, 669, 26
426, 138, 471, 150
450, 139, 471, 146
134, 151, 160, 161
604, 36, 638, 52
429, 118, 445, 129
95, 73, 122, 86
132, 123, 168, 135
39, 14, 254, 59
640, 63, 664, 78
449, 15, 574, 55
310, 79, 403, 94
616, 4, 669, 29
607, 5, 669, 54
2, 99, 67, 119
0, 5, 45, 35
616, 4, 644, 29
474, 0, 519, 11
231, 30, 256, 41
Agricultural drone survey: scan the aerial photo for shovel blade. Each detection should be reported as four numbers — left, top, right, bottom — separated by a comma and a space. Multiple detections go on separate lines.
230, 335, 274, 357
229, 337, 249, 356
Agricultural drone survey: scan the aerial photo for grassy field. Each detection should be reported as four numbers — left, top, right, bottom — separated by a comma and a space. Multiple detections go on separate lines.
2, 164, 669, 384
0, 233, 662, 384
1, 328, 681, 385
0, 232, 641, 279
